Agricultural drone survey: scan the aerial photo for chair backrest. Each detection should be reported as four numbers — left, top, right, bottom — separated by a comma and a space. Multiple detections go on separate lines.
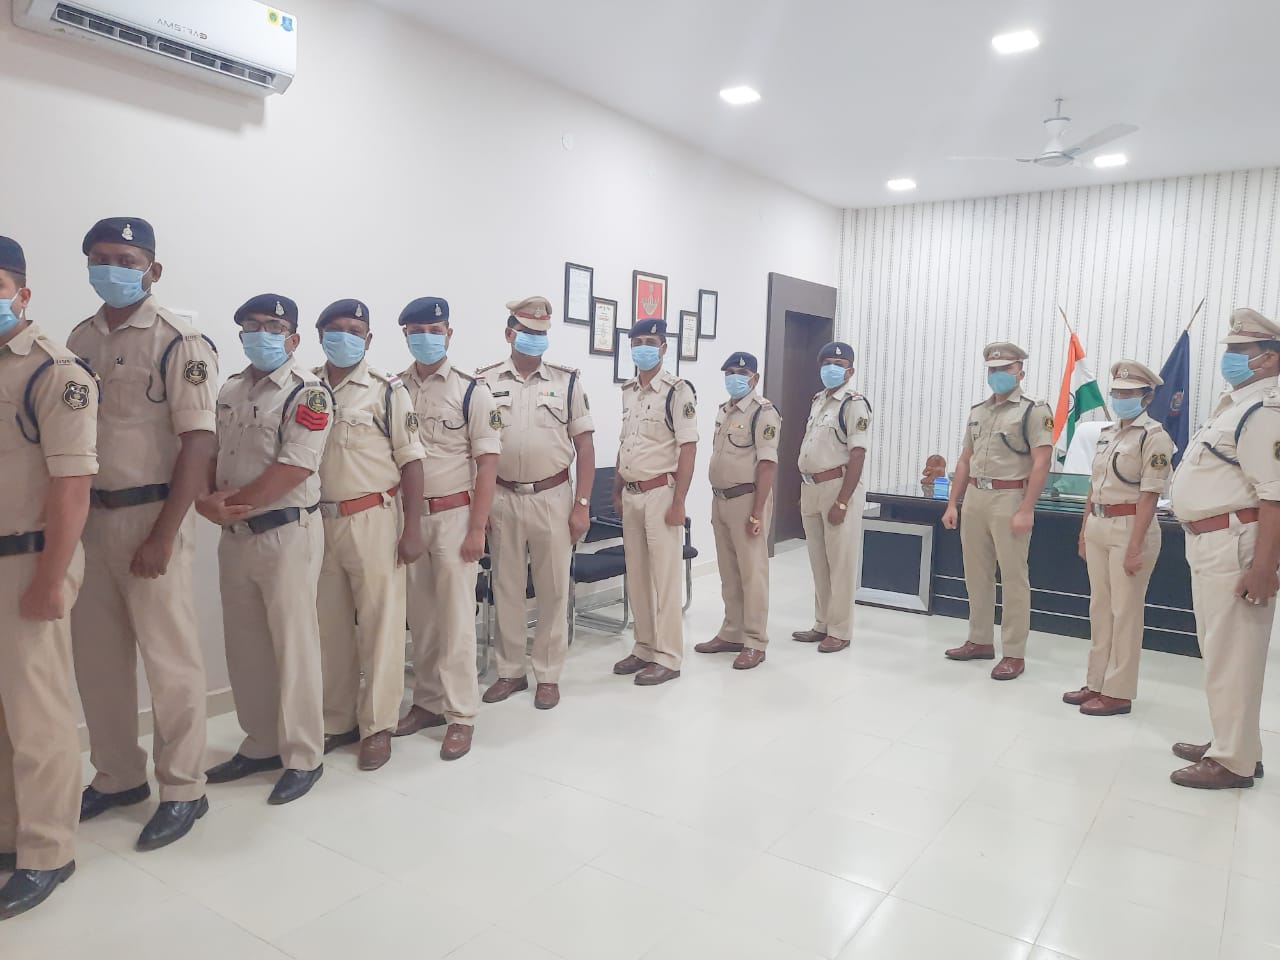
584, 464, 623, 543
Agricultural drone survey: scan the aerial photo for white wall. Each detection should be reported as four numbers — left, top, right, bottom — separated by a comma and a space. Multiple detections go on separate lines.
837, 168, 1280, 491
0, 0, 840, 694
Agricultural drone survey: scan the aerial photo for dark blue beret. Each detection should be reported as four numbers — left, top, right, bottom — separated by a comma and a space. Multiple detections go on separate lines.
317, 298, 371, 329
630, 318, 667, 338
0, 236, 25, 276
234, 293, 299, 330
818, 341, 855, 363
399, 297, 450, 325
82, 218, 156, 256
721, 351, 758, 373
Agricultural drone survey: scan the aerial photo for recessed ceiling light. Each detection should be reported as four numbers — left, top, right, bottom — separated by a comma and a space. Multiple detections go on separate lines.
1093, 153, 1128, 169
991, 30, 1039, 54
719, 86, 761, 106
887, 178, 917, 191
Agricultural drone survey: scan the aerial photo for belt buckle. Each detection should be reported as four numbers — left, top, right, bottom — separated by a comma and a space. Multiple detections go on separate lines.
975, 478, 994, 490
712, 488, 726, 499
1091, 503, 1106, 518
801, 474, 815, 486
318, 502, 341, 519
625, 481, 641, 494
514, 482, 536, 495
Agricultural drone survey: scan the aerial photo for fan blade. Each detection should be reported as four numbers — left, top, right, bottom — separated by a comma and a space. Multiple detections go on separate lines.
947, 155, 1016, 162
1067, 123, 1138, 157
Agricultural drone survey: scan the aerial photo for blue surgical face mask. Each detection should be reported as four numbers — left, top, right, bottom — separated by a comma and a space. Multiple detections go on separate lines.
0, 296, 20, 336
88, 264, 149, 309
321, 330, 367, 368
820, 363, 847, 390
1110, 395, 1145, 421
988, 370, 1018, 395
1221, 351, 1258, 386
514, 331, 548, 357
241, 330, 290, 372
407, 331, 447, 365
631, 344, 661, 371
725, 373, 752, 399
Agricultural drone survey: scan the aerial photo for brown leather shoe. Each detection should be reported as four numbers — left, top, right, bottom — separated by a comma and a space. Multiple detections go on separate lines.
817, 635, 851, 653
1172, 742, 1263, 778
357, 731, 391, 771
393, 705, 446, 737
1080, 694, 1131, 716
482, 676, 529, 703
634, 663, 681, 686
733, 648, 766, 670
1063, 686, 1096, 706
945, 641, 996, 661
440, 724, 473, 761
613, 654, 651, 675
695, 637, 745, 654
791, 629, 826, 643
1170, 757, 1254, 789
990, 657, 1025, 680
534, 683, 560, 710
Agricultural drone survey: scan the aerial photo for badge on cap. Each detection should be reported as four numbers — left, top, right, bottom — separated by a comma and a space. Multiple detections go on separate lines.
737, 356, 745, 366
434, 303, 443, 318
1120, 366, 1131, 380
534, 304, 547, 318
122, 223, 134, 241
834, 347, 843, 356
990, 349, 1005, 360
275, 301, 285, 317
355, 304, 364, 319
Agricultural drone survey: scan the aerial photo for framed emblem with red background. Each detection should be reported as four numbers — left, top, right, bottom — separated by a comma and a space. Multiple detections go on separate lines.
631, 270, 668, 326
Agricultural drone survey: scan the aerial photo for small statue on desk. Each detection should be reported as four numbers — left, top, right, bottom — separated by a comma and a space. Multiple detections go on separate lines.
921, 454, 946, 490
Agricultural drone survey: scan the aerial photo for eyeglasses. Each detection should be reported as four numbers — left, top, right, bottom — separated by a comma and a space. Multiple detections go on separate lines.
240, 321, 292, 335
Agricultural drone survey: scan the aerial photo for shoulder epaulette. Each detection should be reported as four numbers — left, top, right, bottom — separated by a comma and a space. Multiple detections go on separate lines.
545, 361, 580, 376
70, 317, 94, 338
1264, 388, 1280, 410
453, 367, 476, 383
475, 361, 503, 375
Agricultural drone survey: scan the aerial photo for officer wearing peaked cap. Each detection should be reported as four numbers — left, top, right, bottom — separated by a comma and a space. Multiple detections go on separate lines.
1167, 307, 1280, 789
69, 217, 217, 852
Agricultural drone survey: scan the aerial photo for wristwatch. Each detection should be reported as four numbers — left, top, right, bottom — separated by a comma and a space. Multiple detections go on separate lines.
837, 501, 848, 511
577, 497, 590, 508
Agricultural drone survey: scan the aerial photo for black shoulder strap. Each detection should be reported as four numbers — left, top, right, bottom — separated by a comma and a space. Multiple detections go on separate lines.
149, 331, 219, 404
378, 379, 393, 438
462, 379, 478, 424
566, 370, 578, 421
664, 379, 697, 432
1021, 399, 1034, 450
1235, 401, 1266, 445
19, 356, 99, 444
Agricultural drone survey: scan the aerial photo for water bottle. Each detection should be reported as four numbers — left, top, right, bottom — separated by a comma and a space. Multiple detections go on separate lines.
932, 476, 950, 500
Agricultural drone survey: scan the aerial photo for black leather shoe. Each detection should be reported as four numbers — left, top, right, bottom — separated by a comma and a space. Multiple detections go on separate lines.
268, 766, 323, 805
80, 783, 151, 822
205, 754, 284, 784
323, 728, 360, 754
136, 796, 209, 852
0, 862, 75, 921
0, 853, 14, 872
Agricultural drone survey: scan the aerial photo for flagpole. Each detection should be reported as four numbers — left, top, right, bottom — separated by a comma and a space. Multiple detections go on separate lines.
1057, 306, 1074, 336
1184, 297, 1206, 334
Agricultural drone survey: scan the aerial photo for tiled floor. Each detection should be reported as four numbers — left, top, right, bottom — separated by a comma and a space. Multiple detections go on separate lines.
5, 543, 1280, 959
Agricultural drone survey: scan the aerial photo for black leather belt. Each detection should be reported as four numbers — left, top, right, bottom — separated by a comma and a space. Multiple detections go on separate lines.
0, 531, 44, 557
238, 504, 319, 535
91, 483, 170, 509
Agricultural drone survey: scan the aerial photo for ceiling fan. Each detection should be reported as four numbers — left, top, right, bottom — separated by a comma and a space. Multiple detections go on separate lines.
950, 98, 1137, 167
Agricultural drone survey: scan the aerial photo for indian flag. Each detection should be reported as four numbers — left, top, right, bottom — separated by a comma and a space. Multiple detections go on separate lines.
1053, 332, 1106, 462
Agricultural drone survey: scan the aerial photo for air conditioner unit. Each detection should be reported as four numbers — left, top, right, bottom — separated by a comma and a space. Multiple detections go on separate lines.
12, 0, 297, 96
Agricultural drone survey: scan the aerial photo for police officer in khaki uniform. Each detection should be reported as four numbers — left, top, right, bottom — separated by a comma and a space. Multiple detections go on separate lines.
0, 238, 95, 920
478, 296, 594, 711
792, 342, 869, 654
1167, 307, 1280, 789
312, 299, 424, 771
612, 319, 698, 685
1067, 360, 1173, 717
393, 297, 500, 760
69, 218, 215, 851
196, 295, 331, 805
696, 351, 780, 669
942, 342, 1053, 680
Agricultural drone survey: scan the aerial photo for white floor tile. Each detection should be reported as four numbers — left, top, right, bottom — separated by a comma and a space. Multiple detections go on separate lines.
768, 807, 930, 892
1224, 873, 1280, 949
1066, 834, 1230, 921
641, 910, 826, 960
442, 927, 566, 960
1037, 883, 1220, 960
837, 896, 1033, 960
1088, 794, 1236, 869
820, 772, 967, 837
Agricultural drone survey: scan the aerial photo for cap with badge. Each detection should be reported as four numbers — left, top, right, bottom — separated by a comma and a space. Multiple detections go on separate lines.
630, 318, 667, 338
506, 296, 553, 332
1109, 359, 1162, 390
399, 297, 450, 326
721, 351, 758, 373
983, 341, 1029, 367
818, 341, 854, 363
0, 236, 25, 277
317, 298, 370, 329
234, 293, 299, 330
1221, 307, 1280, 344
82, 217, 156, 256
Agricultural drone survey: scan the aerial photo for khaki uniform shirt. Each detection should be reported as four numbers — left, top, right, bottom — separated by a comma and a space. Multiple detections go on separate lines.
962, 388, 1055, 480
797, 382, 870, 474
399, 358, 502, 499
314, 361, 424, 502
0, 323, 99, 536
1170, 376, 1280, 522
67, 298, 217, 491
1089, 412, 1175, 503
617, 369, 698, 482
214, 356, 332, 517
477, 357, 593, 482
709, 391, 781, 488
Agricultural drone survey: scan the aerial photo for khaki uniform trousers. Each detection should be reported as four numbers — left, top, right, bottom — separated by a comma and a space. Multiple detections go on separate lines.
1084, 515, 1160, 700
488, 483, 572, 684
218, 513, 325, 771
72, 504, 207, 802
0, 549, 83, 870
799, 479, 865, 643
406, 505, 479, 725
318, 501, 407, 739
712, 492, 773, 650
621, 484, 685, 671
959, 488, 1031, 657
1186, 521, 1275, 778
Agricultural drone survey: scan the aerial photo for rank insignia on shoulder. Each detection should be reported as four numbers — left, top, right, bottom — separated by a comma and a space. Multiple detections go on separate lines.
856, 417, 869, 431
763, 424, 777, 441
305, 390, 329, 413
489, 410, 503, 429
683, 401, 696, 419
406, 412, 420, 432
1151, 453, 1170, 468
184, 359, 208, 385
1044, 416, 1054, 431
295, 403, 329, 431
63, 381, 90, 410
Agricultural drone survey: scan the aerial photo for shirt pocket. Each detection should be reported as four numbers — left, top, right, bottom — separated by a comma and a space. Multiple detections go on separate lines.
102, 364, 163, 422
535, 393, 566, 425
1192, 427, 1233, 465
335, 408, 379, 449
726, 419, 754, 449
1110, 443, 1144, 486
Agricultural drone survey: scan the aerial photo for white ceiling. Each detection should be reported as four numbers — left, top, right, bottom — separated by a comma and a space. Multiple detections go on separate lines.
372, 0, 1280, 208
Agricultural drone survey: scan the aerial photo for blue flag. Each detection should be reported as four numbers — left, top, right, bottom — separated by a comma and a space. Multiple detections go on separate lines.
1147, 331, 1191, 466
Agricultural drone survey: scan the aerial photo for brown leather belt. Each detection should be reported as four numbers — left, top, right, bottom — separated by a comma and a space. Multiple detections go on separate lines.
319, 485, 399, 519
801, 466, 844, 485
713, 482, 756, 500
427, 490, 471, 514
1091, 503, 1138, 519
623, 474, 672, 494
497, 469, 570, 494
1183, 508, 1260, 535
969, 478, 1027, 490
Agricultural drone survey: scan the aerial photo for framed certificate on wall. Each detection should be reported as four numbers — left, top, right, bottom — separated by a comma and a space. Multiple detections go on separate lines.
698, 288, 718, 339
680, 310, 699, 360
590, 297, 617, 356
564, 262, 593, 325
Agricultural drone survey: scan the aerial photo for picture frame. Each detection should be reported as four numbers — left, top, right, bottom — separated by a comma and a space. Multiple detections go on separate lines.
564, 262, 593, 325
698, 288, 718, 339
679, 310, 700, 361
613, 325, 681, 383
631, 270, 668, 325
590, 297, 617, 356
